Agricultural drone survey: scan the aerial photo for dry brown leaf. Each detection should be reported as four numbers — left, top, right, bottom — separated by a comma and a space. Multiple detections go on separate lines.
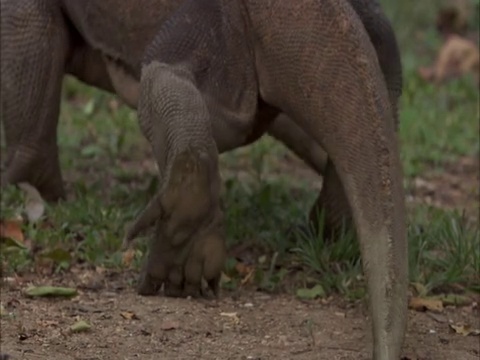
120, 311, 139, 320
419, 35, 480, 85
122, 248, 136, 267
409, 297, 444, 312
450, 323, 480, 336
0, 219, 25, 246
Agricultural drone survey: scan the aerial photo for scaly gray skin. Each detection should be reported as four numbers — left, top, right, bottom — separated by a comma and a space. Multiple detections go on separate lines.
124, 0, 408, 359
306, 0, 403, 238
0, 0, 403, 244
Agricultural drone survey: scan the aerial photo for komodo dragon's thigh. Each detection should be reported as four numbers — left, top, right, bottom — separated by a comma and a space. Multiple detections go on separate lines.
65, 44, 117, 95
267, 116, 350, 240
66, 41, 143, 110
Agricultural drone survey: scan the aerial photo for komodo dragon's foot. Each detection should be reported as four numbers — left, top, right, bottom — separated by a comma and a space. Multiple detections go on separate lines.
123, 150, 226, 298
137, 218, 226, 298
1, 146, 66, 202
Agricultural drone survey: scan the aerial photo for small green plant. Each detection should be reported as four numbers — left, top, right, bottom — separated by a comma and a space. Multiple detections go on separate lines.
291, 209, 362, 297
408, 207, 480, 293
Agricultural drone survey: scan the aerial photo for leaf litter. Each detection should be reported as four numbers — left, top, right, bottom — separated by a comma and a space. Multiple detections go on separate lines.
120, 311, 139, 320
70, 320, 91, 333
0, 219, 25, 249
24, 286, 78, 298
450, 323, 480, 336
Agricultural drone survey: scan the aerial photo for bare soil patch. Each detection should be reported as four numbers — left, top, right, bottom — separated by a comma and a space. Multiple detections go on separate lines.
2, 149, 478, 360
408, 156, 480, 221
1, 271, 479, 360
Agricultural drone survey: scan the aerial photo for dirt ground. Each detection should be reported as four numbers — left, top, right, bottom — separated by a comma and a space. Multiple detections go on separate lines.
1, 156, 479, 360
0, 268, 479, 360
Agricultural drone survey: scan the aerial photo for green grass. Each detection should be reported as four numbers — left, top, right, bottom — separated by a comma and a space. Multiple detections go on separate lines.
1, 0, 479, 299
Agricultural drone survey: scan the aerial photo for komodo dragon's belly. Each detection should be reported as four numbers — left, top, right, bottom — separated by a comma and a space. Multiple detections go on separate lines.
62, 0, 183, 71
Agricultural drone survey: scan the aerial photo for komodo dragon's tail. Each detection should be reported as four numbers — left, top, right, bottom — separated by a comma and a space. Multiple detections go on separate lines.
348, 0, 403, 129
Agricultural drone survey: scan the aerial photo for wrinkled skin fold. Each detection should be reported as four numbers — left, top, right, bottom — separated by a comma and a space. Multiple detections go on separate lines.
126, 0, 408, 359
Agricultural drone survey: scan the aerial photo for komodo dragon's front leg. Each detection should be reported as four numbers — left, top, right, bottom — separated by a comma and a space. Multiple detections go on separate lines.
125, 64, 228, 296
0, 0, 71, 201
121, 0, 261, 296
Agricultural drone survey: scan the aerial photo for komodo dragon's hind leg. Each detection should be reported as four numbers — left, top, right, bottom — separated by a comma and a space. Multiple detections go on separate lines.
267, 0, 403, 242
1, 0, 70, 201
267, 113, 328, 175
251, 0, 408, 356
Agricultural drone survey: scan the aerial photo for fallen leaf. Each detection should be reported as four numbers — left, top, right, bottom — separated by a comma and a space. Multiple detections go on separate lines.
0, 304, 6, 317
419, 34, 480, 85
409, 297, 444, 312
24, 286, 78, 298
220, 312, 240, 325
450, 323, 480, 336
70, 320, 91, 333
0, 219, 25, 248
161, 320, 180, 331
120, 311, 139, 320
296, 285, 326, 300
18, 183, 45, 223
122, 248, 136, 267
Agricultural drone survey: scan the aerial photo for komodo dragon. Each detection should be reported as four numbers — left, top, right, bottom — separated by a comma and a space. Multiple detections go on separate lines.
0, 0, 403, 240
118, 0, 408, 359
1, 0, 406, 358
